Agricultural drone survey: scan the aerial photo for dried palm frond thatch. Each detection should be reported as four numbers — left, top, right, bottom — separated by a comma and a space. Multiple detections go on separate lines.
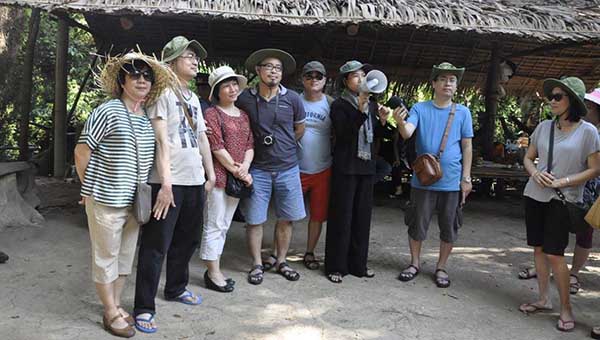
4, 0, 600, 42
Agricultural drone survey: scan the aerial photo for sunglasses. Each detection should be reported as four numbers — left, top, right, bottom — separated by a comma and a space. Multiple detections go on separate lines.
547, 93, 565, 102
303, 73, 324, 81
127, 69, 154, 83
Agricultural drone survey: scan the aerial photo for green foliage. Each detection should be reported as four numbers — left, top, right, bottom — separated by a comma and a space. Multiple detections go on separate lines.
1, 9, 100, 160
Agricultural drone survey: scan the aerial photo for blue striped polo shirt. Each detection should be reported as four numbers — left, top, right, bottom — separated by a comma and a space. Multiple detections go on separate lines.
78, 99, 155, 208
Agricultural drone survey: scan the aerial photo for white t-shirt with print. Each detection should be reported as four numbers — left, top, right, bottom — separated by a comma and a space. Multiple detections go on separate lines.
147, 88, 207, 186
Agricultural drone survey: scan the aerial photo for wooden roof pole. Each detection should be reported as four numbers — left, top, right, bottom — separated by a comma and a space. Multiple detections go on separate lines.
53, 17, 69, 178
481, 42, 502, 161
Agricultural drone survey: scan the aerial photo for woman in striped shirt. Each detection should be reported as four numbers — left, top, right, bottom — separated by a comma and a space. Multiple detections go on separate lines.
74, 53, 172, 338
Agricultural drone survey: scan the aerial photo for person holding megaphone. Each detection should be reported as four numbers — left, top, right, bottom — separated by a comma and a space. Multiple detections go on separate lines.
324, 60, 391, 283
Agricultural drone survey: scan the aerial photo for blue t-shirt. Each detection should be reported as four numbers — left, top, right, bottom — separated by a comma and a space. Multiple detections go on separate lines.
407, 100, 474, 191
299, 95, 332, 174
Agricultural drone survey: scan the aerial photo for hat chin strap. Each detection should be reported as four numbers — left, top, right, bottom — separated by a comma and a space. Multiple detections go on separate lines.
122, 86, 147, 112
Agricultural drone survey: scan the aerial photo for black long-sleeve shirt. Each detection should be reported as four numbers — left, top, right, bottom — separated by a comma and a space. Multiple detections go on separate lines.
330, 98, 386, 175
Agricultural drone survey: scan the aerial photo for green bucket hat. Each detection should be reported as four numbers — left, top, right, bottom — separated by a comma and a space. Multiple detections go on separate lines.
161, 36, 207, 63
543, 76, 588, 115
339, 60, 365, 75
430, 62, 465, 83
245, 48, 296, 76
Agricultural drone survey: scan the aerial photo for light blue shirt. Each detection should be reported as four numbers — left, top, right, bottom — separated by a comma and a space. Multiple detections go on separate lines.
299, 95, 332, 174
407, 100, 474, 191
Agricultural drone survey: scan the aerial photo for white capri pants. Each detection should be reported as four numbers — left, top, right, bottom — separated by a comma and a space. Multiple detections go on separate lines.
85, 196, 140, 284
200, 188, 240, 261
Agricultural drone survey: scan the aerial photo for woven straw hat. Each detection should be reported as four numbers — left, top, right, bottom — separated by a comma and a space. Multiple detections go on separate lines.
97, 52, 176, 107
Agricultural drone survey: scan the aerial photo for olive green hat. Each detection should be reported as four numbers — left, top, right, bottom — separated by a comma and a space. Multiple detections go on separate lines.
245, 48, 296, 76
161, 36, 207, 63
430, 62, 465, 83
339, 60, 365, 75
543, 76, 588, 115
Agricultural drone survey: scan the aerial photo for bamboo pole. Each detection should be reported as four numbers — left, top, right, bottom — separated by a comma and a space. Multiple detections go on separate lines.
53, 17, 69, 177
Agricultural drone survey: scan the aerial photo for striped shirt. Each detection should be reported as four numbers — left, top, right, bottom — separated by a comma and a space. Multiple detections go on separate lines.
78, 99, 155, 208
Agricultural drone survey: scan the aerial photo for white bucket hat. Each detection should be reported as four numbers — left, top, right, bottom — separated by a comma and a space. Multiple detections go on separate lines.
208, 65, 247, 101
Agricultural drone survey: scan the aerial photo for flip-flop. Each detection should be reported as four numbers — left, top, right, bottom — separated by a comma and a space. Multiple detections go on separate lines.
166, 289, 202, 305
518, 268, 537, 280
134, 313, 157, 334
398, 264, 419, 282
557, 317, 575, 332
591, 326, 600, 339
327, 272, 343, 284
518, 303, 552, 314
569, 274, 580, 295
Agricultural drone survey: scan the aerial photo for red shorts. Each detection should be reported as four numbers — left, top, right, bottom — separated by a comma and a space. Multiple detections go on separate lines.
300, 167, 332, 223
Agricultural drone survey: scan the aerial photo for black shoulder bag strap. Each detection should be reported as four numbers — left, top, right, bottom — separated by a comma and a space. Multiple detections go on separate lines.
548, 120, 568, 202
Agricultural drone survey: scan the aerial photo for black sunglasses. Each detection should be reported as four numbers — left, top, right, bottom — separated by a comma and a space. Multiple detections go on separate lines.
547, 93, 565, 102
303, 73, 324, 81
127, 69, 154, 83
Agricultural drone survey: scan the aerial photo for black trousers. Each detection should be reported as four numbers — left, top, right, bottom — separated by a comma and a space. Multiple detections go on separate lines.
325, 173, 374, 277
134, 184, 204, 316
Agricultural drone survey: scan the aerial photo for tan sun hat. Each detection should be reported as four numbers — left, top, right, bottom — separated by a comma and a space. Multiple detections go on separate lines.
208, 65, 248, 102
97, 51, 177, 107
245, 48, 296, 76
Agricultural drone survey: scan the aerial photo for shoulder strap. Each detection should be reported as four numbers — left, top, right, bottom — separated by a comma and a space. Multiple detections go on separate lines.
173, 87, 196, 131
120, 100, 142, 184
437, 103, 456, 158
548, 120, 555, 173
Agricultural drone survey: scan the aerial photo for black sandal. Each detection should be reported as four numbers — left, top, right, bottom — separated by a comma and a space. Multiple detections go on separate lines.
434, 268, 451, 288
262, 254, 277, 271
327, 272, 343, 284
247, 264, 264, 285
303, 252, 320, 270
277, 262, 300, 281
569, 274, 580, 295
398, 264, 419, 282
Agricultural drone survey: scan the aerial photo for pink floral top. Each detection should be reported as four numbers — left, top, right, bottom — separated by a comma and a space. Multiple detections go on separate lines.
204, 106, 254, 188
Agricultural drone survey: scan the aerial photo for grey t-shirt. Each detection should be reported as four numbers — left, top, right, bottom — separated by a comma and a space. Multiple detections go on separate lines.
147, 88, 208, 186
524, 120, 600, 203
299, 95, 332, 174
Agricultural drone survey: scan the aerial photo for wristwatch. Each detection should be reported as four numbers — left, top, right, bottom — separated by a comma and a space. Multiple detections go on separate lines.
461, 176, 472, 183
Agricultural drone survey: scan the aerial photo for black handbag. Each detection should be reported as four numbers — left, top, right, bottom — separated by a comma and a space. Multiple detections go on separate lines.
548, 120, 591, 234
216, 109, 254, 199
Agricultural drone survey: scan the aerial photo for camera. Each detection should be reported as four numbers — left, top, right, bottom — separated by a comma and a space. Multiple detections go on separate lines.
262, 134, 275, 146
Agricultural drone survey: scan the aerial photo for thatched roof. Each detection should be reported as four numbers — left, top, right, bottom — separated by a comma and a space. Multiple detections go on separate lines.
3, 0, 600, 95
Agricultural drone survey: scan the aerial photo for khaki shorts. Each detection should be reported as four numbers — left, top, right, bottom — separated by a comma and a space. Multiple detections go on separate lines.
85, 197, 140, 284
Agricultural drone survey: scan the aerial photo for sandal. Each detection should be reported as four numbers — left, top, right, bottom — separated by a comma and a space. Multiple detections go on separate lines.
557, 317, 575, 332
365, 268, 375, 278
117, 306, 134, 326
247, 264, 264, 285
327, 272, 343, 284
262, 254, 277, 271
569, 274, 580, 295
277, 262, 300, 281
134, 313, 157, 334
103, 314, 135, 338
518, 267, 537, 280
303, 252, 320, 270
518, 302, 552, 314
166, 289, 202, 305
398, 264, 419, 282
434, 269, 451, 288
591, 326, 600, 339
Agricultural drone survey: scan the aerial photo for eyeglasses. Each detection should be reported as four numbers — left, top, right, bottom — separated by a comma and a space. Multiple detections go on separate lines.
547, 93, 565, 102
303, 73, 324, 81
127, 69, 154, 83
179, 54, 201, 64
259, 63, 283, 72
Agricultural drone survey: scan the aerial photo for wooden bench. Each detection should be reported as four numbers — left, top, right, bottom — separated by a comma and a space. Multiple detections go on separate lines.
0, 162, 44, 231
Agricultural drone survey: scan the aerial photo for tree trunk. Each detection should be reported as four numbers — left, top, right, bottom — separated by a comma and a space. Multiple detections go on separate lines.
53, 18, 68, 178
482, 43, 502, 160
18, 8, 41, 161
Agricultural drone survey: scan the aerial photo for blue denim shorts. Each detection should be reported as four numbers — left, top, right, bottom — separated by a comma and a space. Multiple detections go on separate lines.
240, 165, 306, 225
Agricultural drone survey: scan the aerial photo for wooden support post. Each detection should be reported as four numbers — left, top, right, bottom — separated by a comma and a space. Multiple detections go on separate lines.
53, 17, 69, 177
18, 8, 41, 161
482, 43, 502, 160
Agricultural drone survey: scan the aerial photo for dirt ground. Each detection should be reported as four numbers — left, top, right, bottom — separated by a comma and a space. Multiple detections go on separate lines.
1, 179, 600, 340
